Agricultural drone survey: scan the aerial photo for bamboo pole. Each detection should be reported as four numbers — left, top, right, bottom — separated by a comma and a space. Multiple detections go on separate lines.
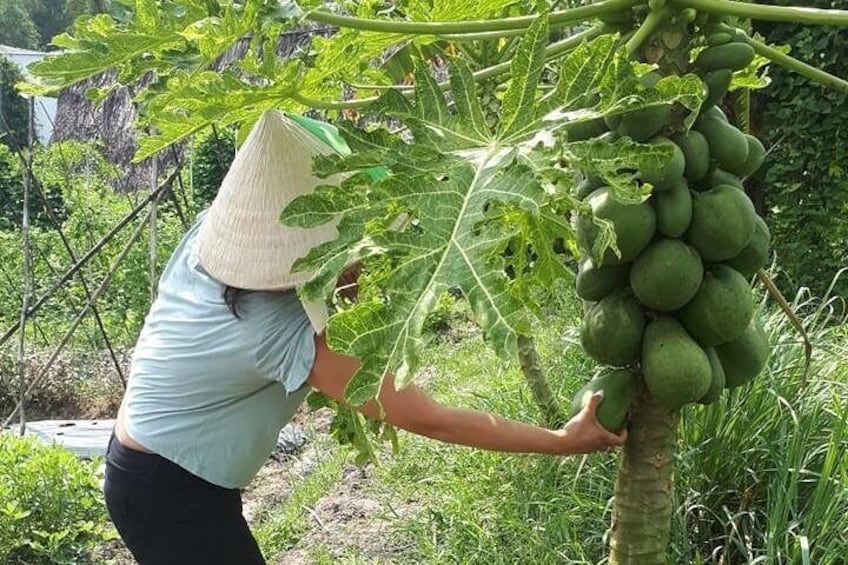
149, 157, 159, 302
3, 200, 160, 427
16, 98, 34, 436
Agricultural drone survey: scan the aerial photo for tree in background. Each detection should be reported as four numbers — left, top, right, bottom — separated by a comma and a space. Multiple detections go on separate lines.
0, 0, 40, 50
754, 2, 848, 298
0, 56, 30, 151
23, 0, 101, 49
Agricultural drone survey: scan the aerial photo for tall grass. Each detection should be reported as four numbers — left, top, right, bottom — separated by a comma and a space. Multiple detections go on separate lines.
257, 279, 847, 564
674, 280, 848, 564
371, 280, 847, 564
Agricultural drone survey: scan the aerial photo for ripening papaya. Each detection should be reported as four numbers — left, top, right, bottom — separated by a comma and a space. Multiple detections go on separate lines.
678, 265, 754, 347
568, 118, 609, 142
641, 136, 686, 189
630, 239, 704, 312
697, 168, 743, 191
570, 368, 638, 433
696, 114, 750, 174
694, 42, 755, 72
686, 184, 757, 262
697, 347, 726, 405
725, 215, 771, 278
580, 291, 646, 367
673, 130, 710, 181
716, 317, 770, 388
702, 69, 732, 110
653, 178, 693, 237
577, 187, 657, 265
576, 258, 630, 302
642, 317, 712, 409
736, 134, 766, 178
617, 105, 672, 142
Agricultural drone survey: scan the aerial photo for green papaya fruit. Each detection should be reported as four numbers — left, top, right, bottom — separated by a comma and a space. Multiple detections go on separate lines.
654, 178, 693, 237
642, 136, 686, 190
617, 105, 672, 142
577, 187, 657, 265
631, 239, 704, 312
570, 368, 638, 433
576, 258, 630, 302
698, 348, 726, 404
568, 118, 609, 142
725, 215, 770, 278
678, 265, 754, 347
716, 317, 770, 388
694, 42, 755, 72
673, 130, 710, 181
699, 105, 729, 123
580, 291, 646, 367
642, 317, 712, 409
702, 69, 733, 110
686, 184, 757, 261
697, 168, 743, 191
696, 117, 750, 174
737, 134, 766, 177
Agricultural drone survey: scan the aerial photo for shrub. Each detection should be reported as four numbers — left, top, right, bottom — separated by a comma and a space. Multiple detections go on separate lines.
0, 432, 112, 564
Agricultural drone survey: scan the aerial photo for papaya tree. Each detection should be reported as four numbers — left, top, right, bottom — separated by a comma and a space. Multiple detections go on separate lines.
21, 0, 848, 562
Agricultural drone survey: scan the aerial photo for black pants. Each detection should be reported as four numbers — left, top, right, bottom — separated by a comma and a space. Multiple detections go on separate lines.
104, 433, 265, 565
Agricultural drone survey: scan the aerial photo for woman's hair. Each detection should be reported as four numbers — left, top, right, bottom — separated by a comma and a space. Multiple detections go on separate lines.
223, 286, 247, 319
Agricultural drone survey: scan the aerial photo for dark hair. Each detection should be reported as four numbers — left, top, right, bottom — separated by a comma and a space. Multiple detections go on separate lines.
223, 286, 247, 319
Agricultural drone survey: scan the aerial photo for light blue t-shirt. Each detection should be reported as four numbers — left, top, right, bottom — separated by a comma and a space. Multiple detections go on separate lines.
123, 215, 317, 489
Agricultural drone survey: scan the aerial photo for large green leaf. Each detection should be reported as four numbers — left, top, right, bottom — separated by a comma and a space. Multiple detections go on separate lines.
280, 30, 696, 404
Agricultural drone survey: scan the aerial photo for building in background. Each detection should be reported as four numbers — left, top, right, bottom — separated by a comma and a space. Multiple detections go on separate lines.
0, 44, 58, 144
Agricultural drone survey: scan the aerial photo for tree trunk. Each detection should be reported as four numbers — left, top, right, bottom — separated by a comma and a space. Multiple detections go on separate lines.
609, 388, 679, 565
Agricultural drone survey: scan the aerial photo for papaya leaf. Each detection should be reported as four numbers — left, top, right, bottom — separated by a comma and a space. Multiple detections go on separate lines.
500, 15, 549, 139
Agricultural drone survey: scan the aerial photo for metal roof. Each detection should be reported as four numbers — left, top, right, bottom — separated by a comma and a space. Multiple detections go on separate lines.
0, 44, 50, 57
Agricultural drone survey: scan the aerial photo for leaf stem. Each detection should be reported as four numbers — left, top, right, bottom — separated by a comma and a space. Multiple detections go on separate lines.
305, 0, 637, 36
671, 0, 848, 26
746, 35, 848, 94
624, 7, 669, 56
292, 24, 609, 110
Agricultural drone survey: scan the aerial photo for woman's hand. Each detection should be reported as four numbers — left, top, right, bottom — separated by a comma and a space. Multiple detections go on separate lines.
554, 392, 628, 455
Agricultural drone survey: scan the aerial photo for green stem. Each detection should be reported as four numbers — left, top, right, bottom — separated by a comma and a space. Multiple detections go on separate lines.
672, 0, 848, 26
625, 7, 669, 56
305, 0, 637, 36
747, 36, 848, 95
517, 335, 564, 428
609, 389, 679, 565
292, 24, 609, 110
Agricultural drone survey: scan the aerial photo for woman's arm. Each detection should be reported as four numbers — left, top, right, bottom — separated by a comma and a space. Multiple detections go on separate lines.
307, 334, 626, 456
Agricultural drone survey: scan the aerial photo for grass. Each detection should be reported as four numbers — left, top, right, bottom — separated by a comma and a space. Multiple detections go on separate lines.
253, 443, 348, 560
255, 282, 847, 564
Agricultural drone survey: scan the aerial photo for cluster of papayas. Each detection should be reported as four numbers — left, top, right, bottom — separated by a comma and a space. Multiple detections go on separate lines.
569, 23, 772, 431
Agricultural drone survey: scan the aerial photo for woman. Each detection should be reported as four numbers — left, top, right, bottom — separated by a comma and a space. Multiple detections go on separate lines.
104, 111, 626, 564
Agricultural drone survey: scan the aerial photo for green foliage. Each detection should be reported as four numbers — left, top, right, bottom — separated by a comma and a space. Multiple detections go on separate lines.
190, 126, 235, 206
0, 0, 41, 50
281, 29, 701, 404
0, 143, 66, 230
0, 141, 187, 348
22, 0, 100, 48
0, 433, 113, 564
0, 56, 31, 151
754, 9, 848, 298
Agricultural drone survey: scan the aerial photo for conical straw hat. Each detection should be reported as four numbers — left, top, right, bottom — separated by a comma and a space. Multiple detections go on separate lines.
196, 110, 341, 330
